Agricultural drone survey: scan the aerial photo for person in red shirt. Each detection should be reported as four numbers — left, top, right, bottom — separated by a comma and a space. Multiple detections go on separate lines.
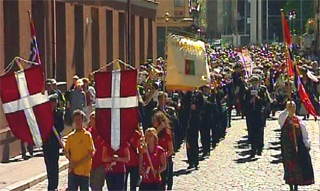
102, 143, 130, 191
88, 112, 106, 191
152, 111, 174, 191
139, 128, 167, 191
125, 129, 142, 191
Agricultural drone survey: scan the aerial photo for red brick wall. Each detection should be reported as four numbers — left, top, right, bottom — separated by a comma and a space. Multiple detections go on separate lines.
0, 0, 158, 161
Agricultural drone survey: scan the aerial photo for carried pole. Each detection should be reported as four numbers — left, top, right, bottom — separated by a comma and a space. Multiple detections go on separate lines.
317, 0, 320, 62
162, 11, 170, 110
139, 126, 155, 171
127, 0, 132, 65
281, 9, 298, 152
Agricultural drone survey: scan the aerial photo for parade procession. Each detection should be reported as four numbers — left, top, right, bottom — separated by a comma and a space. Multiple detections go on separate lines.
0, 0, 319, 191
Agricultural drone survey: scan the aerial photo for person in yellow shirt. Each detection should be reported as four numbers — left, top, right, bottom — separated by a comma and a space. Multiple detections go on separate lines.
65, 110, 95, 191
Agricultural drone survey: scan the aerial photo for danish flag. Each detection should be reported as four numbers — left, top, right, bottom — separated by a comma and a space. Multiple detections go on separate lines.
94, 70, 139, 151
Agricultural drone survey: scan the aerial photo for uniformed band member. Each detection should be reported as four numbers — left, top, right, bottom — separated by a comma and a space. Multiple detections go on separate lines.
199, 91, 213, 157
186, 92, 201, 169
244, 75, 269, 157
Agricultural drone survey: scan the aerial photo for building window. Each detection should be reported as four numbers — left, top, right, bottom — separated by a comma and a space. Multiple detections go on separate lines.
174, 0, 184, 7
174, 10, 184, 17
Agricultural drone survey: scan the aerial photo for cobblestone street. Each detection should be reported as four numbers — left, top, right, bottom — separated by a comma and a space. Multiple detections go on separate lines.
26, 115, 320, 191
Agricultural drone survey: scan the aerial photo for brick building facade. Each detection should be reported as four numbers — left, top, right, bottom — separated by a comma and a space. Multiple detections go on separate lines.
0, 0, 158, 161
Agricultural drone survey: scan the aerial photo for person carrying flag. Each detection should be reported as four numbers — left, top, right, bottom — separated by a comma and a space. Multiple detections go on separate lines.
278, 101, 315, 191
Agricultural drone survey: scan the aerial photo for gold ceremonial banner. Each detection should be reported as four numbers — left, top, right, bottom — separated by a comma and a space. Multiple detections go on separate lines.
166, 35, 210, 91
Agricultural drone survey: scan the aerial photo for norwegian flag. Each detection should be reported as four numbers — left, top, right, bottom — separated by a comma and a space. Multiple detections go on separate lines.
28, 11, 41, 65
94, 70, 139, 151
0, 65, 54, 147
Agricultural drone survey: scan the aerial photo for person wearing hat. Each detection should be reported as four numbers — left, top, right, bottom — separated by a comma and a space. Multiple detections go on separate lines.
43, 94, 65, 191
244, 75, 269, 157
64, 75, 81, 125
46, 79, 55, 95
70, 75, 80, 90
70, 79, 87, 118
51, 79, 66, 110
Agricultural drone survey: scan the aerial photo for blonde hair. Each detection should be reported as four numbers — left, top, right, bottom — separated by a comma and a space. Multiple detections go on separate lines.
286, 101, 296, 110
90, 111, 95, 118
153, 111, 170, 129
75, 79, 84, 89
145, 128, 158, 144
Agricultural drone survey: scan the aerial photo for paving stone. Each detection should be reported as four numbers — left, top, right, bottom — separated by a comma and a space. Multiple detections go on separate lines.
25, 114, 320, 191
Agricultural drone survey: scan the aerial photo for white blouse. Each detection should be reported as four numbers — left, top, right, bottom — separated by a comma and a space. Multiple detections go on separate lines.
278, 110, 311, 149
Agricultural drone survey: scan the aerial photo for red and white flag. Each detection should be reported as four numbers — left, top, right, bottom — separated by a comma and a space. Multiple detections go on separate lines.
0, 66, 54, 147
94, 70, 139, 151
297, 76, 317, 120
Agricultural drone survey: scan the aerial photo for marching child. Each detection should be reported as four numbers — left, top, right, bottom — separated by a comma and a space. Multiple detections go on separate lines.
65, 110, 95, 191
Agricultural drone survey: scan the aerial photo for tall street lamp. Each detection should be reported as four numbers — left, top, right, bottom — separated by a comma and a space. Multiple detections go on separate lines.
164, 11, 171, 60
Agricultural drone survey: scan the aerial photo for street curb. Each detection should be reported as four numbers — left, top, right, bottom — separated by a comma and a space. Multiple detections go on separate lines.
0, 126, 73, 191
0, 159, 69, 191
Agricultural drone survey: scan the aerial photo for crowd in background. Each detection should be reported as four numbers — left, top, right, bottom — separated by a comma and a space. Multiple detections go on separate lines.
22, 43, 319, 191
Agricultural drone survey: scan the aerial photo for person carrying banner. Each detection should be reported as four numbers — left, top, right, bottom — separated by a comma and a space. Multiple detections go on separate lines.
88, 112, 106, 191
65, 110, 95, 191
199, 92, 213, 157
139, 128, 167, 191
125, 129, 142, 191
42, 94, 64, 191
278, 101, 315, 191
102, 142, 130, 191
186, 92, 201, 169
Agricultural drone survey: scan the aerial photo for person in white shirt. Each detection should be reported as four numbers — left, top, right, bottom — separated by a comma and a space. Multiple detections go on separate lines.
278, 101, 314, 191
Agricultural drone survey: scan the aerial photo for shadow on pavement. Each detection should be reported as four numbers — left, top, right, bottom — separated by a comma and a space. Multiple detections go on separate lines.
1, 158, 24, 164
173, 168, 194, 177
270, 152, 283, 164
269, 133, 283, 164
234, 135, 259, 163
1, 149, 43, 163
231, 117, 244, 121
236, 149, 252, 157
269, 145, 281, 151
234, 156, 258, 163
266, 117, 277, 121
270, 141, 281, 145
234, 136, 250, 150
271, 158, 283, 164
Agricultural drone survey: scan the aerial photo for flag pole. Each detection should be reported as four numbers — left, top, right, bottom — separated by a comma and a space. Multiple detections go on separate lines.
27, 10, 41, 66
139, 126, 155, 171
27, 10, 65, 151
281, 9, 298, 152
52, 126, 66, 152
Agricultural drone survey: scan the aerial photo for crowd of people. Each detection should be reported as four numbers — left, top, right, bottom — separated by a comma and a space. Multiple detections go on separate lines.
34, 43, 318, 191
